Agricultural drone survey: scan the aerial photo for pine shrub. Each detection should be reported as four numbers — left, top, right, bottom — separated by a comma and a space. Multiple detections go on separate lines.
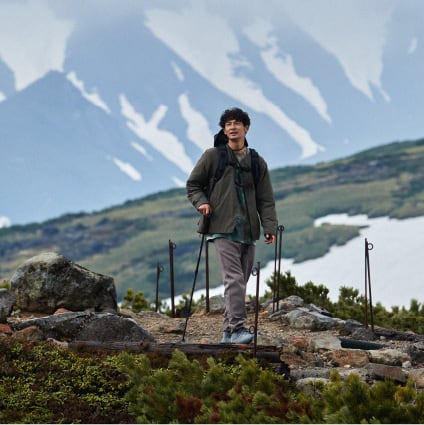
0, 338, 135, 423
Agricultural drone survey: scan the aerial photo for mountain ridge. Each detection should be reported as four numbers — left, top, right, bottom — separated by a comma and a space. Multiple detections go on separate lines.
1, 1, 423, 225
1, 137, 423, 307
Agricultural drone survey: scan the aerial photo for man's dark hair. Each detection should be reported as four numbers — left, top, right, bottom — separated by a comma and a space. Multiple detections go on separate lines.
219, 107, 250, 128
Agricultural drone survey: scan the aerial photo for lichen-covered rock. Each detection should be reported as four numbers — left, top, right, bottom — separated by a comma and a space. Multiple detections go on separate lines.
0, 289, 16, 322
10, 252, 117, 314
11, 311, 155, 343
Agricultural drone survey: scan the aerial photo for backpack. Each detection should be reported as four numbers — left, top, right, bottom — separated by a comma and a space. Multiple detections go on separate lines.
197, 130, 261, 234
212, 129, 260, 189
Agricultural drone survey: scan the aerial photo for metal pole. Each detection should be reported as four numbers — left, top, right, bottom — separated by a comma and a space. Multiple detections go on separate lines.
252, 261, 261, 357
205, 239, 210, 313
181, 234, 205, 342
273, 226, 278, 313
365, 239, 375, 332
155, 262, 163, 312
276, 224, 285, 311
364, 239, 369, 328
169, 240, 177, 318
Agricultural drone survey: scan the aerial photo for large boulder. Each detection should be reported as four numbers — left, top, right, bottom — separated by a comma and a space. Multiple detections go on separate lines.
75, 313, 155, 342
0, 289, 16, 323
11, 311, 155, 342
10, 252, 117, 314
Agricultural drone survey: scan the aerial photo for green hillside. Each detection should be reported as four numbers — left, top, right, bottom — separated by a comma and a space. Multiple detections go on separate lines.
1, 138, 423, 303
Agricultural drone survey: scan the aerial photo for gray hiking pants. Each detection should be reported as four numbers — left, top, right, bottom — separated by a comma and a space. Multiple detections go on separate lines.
213, 238, 255, 332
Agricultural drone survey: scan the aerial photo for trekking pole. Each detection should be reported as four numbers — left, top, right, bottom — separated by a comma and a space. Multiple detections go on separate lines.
205, 239, 210, 313
155, 262, 164, 312
273, 226, 279, 313
276, 224, 285, 311
364, 238, 375, 331
251, 261, 261, 357
181, 234, 205, 342
169, 240, 177, 318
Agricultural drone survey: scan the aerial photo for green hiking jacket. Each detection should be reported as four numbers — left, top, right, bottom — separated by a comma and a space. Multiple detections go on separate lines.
186, 145, 278, 240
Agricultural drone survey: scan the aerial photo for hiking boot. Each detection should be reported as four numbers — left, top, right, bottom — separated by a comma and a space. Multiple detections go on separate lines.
230, 327, 253, 344
221, 330, 232, 344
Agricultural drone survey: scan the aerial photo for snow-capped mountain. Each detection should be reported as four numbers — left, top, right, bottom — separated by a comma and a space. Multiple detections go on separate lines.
0, 0, 423, 225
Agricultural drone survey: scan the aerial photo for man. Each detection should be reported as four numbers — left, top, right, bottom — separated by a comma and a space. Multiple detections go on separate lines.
186, 107, 278, 344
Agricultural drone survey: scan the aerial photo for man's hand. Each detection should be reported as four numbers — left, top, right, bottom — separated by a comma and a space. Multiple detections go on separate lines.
198, 203, 212, 216
264, 233, 276, 244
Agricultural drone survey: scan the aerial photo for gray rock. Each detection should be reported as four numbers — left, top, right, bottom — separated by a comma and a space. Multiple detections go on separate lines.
0, 289, 16, 322
368, 348, 410, 367
284, 295, 304, 306
11, 311, 155, 342
286, 307, 338, 331
406, 343, 424, 365
407, 368, 424, 388
75, 313, 155, 342
351, 327, 376, 341
339, 318, 363, 336
10, 252, 117, 314
309, 335, 342, 351
295, 377, 330, 396
365, 363, 407, 384
12, 311, 97, 339
198, 295, 225, 313
290, 367, 331, 381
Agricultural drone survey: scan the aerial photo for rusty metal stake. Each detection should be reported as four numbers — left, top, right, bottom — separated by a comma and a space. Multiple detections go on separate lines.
252, 261, 261, 358
364, 238, 374, 331
275, 224, 285, 312
169, 240, 177, 318
273, 227, 278, 313
155, 263, 164, 312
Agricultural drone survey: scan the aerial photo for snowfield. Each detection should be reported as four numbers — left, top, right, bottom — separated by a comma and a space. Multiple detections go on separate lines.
177, 214, 424, 310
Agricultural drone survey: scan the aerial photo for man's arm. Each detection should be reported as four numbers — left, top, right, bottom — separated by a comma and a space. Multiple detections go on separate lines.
256, 158, 278, 241
186, 149, 213, 210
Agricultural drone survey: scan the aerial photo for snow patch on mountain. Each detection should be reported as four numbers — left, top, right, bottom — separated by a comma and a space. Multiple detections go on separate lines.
175, 214, 424, 310
282, 0, 392, 102
243, 18, 331, 124
66, 71, 111, 114
0, 0, 74, 91
0, 216, 11, 228
254, 214, 424, 309
144, 3, 323, 159
178, 93, 214, 152
408, 37, 418, 54
112, 157, 142, 181
172, 177, 186, 188
131, 142, 153, 161
119, 94, 194, 174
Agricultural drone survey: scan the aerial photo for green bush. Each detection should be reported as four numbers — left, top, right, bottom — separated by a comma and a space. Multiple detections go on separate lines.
2, 335, 424, 423
264, 271, 333, 312
0, 339, 134, 423
121, 288, 150, 313
118, 349, 312, 423
118, 350, 424, 423
322, 371, 424, 423
0, 279, 9, 289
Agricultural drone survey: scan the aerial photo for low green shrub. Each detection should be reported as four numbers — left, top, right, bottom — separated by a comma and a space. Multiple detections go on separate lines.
117, 349, 312, 423
0, 339, 135, 424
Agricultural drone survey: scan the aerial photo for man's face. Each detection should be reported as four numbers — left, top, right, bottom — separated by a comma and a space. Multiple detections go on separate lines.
223, 119, 249, 141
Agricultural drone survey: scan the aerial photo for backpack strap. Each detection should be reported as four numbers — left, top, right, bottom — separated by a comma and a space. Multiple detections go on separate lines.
213, 144, 229, 186
249, 148, 260, 186
212, 145, 260, 191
